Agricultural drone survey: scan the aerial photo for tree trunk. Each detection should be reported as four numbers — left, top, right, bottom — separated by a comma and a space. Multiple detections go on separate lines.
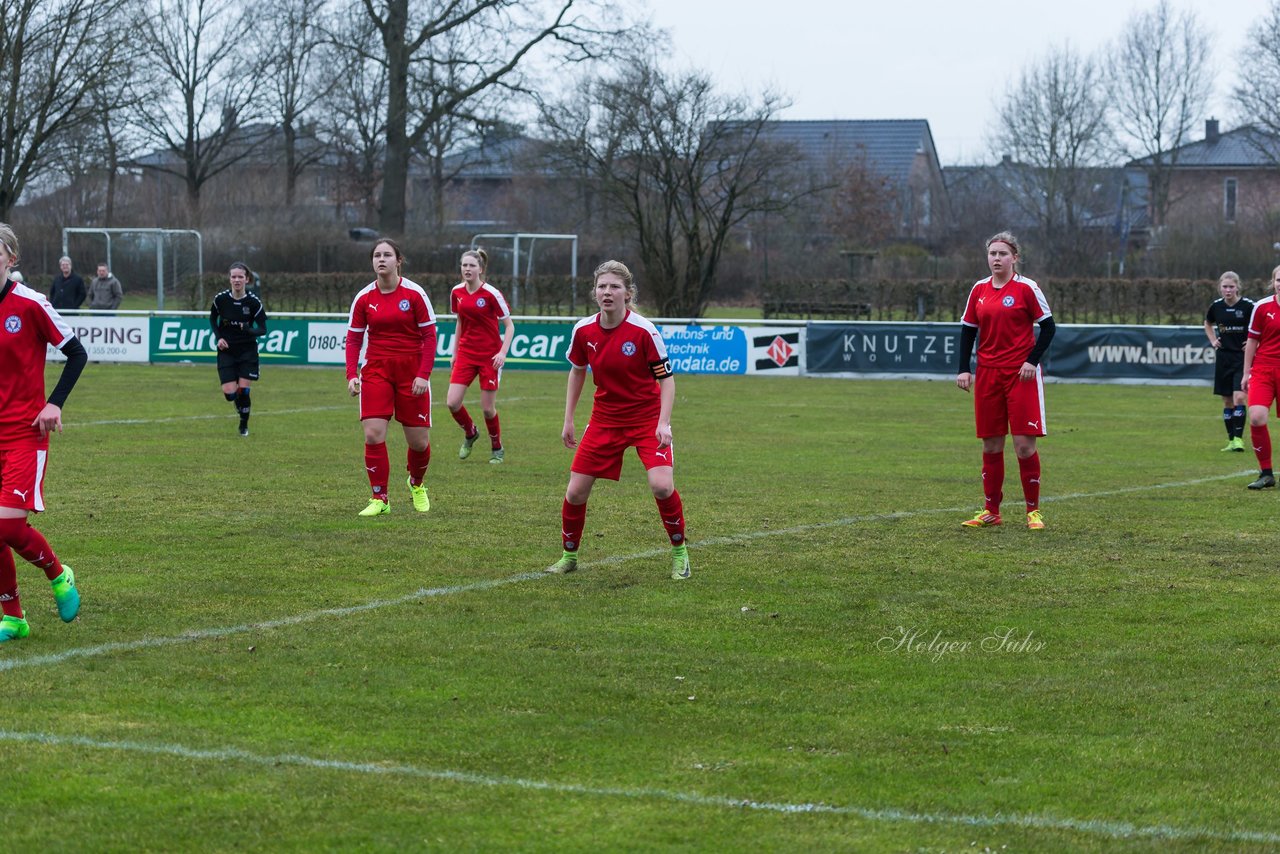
377, 0, 410, 235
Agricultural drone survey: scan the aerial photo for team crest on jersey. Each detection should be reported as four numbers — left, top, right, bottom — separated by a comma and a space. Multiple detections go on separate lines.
476, 297, 487, 308
3, 315, 19, 334
398, 299, 411, 311
1002, 295, 1015, 307
622, 341, 637, 356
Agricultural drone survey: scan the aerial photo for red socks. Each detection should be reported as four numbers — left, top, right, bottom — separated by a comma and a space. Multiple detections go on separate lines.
1018, 452, 1041, 512
406, 445, 431, 485
364, 442, 389, 502
656, 491, 686, 546
451, 406, 476, 438
981, 451, 1004, 514
485, 413, 502, 449
1252, 424, 1272, 470
561, 499, 587, 552
0, 546, 19, 618
0, 517, 63, 581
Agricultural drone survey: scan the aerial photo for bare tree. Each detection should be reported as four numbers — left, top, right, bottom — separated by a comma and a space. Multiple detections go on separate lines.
131, 0, 266, 224
0, 0, 130, 220
825, 156, 897, 250
1236, 0, 1280, 162
338, 0, 628, 235
992, 45, 1111, 273
541, 60, 803, 317
257, 0, 336, 207
321, 12, 388, 223
1107, 0, 1212, 228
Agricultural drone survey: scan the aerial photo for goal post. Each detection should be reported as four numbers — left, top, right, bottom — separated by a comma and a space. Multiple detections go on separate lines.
62, 228, 204, 310
469, 233, 578, 314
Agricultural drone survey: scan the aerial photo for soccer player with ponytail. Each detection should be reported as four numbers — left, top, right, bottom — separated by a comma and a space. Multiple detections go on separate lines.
547, 260, 691, 580
210, 262, 266, 436
0, 223, 88, 641
345, 239, 438, 516
446, 248, 515, 464
956, 231, 1056, 530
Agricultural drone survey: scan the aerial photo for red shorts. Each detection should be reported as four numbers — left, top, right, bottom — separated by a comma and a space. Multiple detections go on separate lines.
974, 364, 1046, 438
359, 355, 432, 426
450, 359, 500, 392
1247, 364, 1280, 410
0, 443, 49, 512
571, 421, 673, 481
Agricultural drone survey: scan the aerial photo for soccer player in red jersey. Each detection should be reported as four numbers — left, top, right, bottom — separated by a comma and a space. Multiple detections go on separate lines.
446, 249, 515, 464
345, 238, 438, 516
0, 223, 88, 641
546, 260, 690, 580
1240, 264, 1280, 489
955, 232, 1056, 530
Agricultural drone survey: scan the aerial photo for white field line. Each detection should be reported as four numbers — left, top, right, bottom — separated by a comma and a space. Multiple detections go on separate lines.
0, 729, 1274, 844
0, 470, 1251, 675
70, 397, 543, 428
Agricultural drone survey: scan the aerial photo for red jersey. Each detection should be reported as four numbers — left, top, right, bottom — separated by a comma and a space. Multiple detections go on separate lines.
0, 283, 74, 444
1247, 295, 1280, 369
450, 282, 510, 364
961, 274, 1052, 369
567, 310, 671, 428
345, 278, 437, 379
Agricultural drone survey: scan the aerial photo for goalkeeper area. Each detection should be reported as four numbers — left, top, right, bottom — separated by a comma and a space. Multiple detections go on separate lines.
62, 227, 204, 310
5, 364, 1279, 849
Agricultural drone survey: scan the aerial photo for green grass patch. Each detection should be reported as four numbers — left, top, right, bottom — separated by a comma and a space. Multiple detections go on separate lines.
3, 364, 1277, 850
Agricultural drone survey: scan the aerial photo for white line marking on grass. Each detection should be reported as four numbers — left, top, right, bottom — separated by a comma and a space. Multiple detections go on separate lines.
0, 470, 1252, 673
0, 573, 545, 672
71, 397, 542, 427
0, 729, 1274, 845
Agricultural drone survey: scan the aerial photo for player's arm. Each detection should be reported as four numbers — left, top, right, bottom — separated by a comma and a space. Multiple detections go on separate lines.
656, 375, 675, 448
1021, 315, 1056, 379
210, 299, 222, 336
562, 366, 586, 448
248, 299, 267, 337
1243, 338, 1259, 392
36, 336, 88, 437
956, 323, 978, 391
493, 315, 515, 368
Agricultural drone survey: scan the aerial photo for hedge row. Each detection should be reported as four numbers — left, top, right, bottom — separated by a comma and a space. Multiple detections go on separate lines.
761, 278, 1234, 325
178, 272, 585, 315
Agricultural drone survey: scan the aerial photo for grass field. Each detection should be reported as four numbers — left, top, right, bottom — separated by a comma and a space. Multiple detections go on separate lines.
5, 363, 1280, 851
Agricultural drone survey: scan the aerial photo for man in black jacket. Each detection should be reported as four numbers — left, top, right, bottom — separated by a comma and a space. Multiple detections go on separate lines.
49, 256, 86, 312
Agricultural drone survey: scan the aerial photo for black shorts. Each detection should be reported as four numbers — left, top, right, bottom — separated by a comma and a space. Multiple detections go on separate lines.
217, 346, 260, 384
1214, 348, 1244, 397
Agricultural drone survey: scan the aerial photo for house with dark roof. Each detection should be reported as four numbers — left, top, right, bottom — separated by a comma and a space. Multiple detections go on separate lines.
1125, 119, 1280, 236
758, 119, 949, 244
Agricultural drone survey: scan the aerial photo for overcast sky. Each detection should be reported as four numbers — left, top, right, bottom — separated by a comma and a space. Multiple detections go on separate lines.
641, 0, 1264, 165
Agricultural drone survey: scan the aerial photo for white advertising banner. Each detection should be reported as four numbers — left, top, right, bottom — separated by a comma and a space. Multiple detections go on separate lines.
47, 316, 150, 362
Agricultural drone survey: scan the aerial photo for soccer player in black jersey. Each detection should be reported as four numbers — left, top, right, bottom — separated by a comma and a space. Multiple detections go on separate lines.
1204, 271, 1254, 452
210, 263, 267, 436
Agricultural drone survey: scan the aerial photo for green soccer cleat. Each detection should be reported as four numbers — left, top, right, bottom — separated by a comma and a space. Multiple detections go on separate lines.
671, 544, 691, 580
1232, 436, 1246, 452
407, 477, 430, 513
1026, 509, 1045, 530
489, 447, 504, 465
0, 612, 29, 642
546, 552, 578, 574
459, 429, 479, 460
358, 497, 390, 516
50, 565, 80, 622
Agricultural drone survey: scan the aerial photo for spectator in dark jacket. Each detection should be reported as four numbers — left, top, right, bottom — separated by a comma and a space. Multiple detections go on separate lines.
49, 256, 86, 312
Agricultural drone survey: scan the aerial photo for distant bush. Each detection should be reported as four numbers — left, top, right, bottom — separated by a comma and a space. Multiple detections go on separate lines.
761, 277, 1229, 325
178, 272, 588, 316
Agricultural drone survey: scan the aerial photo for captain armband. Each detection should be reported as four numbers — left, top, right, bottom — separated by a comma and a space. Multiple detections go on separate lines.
649, 358, 673, 379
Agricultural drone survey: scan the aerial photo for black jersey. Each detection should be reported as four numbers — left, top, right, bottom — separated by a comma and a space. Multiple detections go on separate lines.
210, 290, 267, 350
1206, 297, 1254, 353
